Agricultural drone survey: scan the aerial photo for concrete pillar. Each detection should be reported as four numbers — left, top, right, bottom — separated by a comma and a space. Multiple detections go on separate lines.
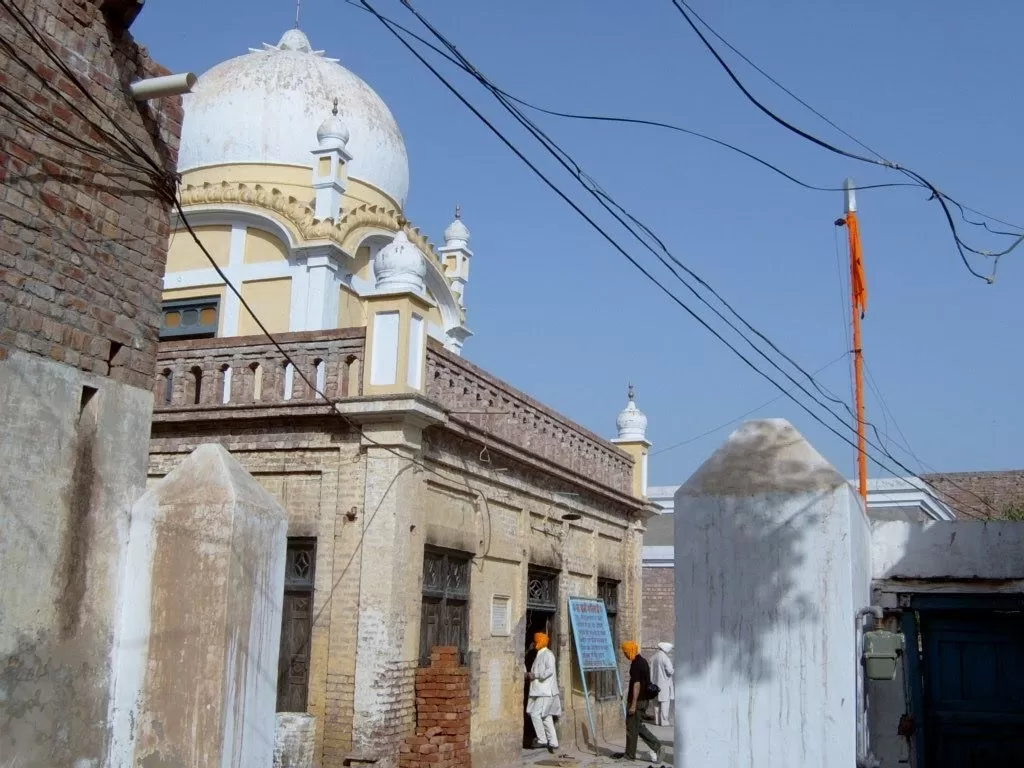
110, 443, 288, 768
0, 351, 153, 768
673, 419, 871, 768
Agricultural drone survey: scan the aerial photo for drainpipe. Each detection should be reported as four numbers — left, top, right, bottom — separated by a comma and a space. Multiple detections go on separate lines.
856, 606, 885, 768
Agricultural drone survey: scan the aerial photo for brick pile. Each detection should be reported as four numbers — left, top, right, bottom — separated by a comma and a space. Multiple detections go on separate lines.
399, 647, 470, 768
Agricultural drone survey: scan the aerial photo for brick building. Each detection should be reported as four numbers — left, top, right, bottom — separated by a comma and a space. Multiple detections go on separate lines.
147, 25, 659, 768
0, 0, 183, 764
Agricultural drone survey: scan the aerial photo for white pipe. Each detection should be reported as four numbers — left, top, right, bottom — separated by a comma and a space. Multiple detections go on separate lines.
129, 73, 197, 101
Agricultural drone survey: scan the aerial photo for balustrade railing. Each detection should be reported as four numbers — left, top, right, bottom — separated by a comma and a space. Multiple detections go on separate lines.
426, 345, 634, 495
153, 329, 365, 409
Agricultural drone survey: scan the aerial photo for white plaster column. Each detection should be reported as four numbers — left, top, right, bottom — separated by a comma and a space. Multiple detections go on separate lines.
673, 419, 871, 768
221, 223, 247, 336
302, 248, 342, 332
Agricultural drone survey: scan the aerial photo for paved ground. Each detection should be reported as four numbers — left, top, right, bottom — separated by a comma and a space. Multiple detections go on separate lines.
508, 723, 673, 768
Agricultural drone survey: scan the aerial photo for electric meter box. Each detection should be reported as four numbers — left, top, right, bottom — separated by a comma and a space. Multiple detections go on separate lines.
863, 630, 905, 681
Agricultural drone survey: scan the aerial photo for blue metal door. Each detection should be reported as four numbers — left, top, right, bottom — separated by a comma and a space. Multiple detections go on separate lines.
919, 608, 1024, 766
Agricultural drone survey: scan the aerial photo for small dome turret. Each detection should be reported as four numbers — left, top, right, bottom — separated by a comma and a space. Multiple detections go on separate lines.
373, 231, 427, 295
444, 205, 470, 247
616, 384, 648, 441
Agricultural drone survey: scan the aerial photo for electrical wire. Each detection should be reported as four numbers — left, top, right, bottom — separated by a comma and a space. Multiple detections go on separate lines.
339, 0, 915, 197
667, 0, 1020, 282
651, 351, 850, 457
367, 0, 1002, 519
394, 0, 923, 470
678, 0, 1024, 237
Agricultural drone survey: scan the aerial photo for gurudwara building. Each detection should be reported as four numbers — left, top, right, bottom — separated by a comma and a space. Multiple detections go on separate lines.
148, 28, 657, 768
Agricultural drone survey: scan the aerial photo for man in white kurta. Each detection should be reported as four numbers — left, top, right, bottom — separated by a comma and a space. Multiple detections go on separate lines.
526, 632, 561, 753
650, 641, 674, 726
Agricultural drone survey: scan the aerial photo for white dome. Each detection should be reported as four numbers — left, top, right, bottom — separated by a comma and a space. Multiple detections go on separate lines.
374, 231, 426, 294
616, 385, 648, 441
179, 29, 410, 207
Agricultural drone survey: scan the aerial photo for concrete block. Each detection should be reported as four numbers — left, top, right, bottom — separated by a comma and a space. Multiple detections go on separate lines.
110, 443, 288, 768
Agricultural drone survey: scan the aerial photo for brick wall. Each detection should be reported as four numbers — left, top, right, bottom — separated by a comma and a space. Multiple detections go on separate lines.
641, 567, 675, 654
400, 648, 471, 768
0, 0, 182, 388
922, 470, 1024, 519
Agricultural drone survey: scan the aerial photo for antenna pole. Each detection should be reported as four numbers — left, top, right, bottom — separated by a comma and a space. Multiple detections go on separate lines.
844, 178, 869, 503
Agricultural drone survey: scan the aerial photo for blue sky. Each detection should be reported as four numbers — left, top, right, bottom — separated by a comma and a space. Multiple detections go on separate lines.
135, 1, 1023, 486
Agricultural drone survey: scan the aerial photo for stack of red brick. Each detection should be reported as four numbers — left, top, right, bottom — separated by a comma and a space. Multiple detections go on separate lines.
399, 647, 471, 768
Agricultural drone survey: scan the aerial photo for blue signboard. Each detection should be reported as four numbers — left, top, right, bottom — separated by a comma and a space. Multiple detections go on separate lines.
568, 597, 618, 671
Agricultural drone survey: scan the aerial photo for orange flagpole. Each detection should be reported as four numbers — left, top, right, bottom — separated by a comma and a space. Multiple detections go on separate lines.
844, 179, 868, 503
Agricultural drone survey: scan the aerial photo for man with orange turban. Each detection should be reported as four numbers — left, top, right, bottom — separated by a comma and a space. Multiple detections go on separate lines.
613, 641, 662, 763
525, 632, 561, 754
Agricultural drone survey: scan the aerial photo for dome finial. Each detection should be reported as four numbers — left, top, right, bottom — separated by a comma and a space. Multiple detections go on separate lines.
628, 382, 635, 402
332, 97, 339, 116
294, 0, 301, 29
455, 204, 461, 220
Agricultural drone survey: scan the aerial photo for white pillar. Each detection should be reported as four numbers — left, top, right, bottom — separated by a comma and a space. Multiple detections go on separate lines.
673, 419, 871, 768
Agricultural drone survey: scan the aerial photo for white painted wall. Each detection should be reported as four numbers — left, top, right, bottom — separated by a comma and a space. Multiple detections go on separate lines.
872, 520, 1024, 580
673, 419, 871, 768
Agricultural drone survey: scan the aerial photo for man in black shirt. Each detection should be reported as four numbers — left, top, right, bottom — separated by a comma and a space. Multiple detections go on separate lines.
613, 640, 662, 762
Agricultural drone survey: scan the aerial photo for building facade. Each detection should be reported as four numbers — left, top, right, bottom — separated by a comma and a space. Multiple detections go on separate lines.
148, 27, 658, 768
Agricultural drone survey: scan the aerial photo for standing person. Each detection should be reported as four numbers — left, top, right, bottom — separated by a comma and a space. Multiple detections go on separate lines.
613, 641, 662, 763
525, 632, 561, 754
650, 642, 674, 727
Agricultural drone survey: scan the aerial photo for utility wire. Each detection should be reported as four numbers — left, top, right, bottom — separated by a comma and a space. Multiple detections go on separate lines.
679, 0, 1024, 237
361, 0, 1001, 519
375, 0, 1002, 519
394, 0, 933, 483
651, 352, 849, 457
668, 0, 1021, 282
340, 0, 914, 196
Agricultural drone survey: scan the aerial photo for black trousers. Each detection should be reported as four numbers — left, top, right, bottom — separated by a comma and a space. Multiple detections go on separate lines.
625, 702, 661, 759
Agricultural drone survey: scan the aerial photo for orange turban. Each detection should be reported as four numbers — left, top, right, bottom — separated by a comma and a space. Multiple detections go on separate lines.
534, 632, 549, 650
621, 640, 639, 660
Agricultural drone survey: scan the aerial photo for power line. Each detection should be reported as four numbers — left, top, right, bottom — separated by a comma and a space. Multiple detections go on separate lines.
651, 352, 849, 457
392, 0, 939, 480
340, 0, 915, 197
361, 0, 1002, 519
667, 0, 1021, 283
369, 0, 1006, 519
678, 0, 1024, 237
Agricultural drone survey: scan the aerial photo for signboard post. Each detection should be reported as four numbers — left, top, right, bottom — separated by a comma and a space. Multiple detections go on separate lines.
568, 596, 625, 749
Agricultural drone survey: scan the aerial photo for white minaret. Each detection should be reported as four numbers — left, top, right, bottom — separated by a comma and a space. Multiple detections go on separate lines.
310, 98, 352, 220
439, 206, 472, 308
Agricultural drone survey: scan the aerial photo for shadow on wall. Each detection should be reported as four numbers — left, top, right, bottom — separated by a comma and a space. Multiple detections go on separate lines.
671, 419, 853, 764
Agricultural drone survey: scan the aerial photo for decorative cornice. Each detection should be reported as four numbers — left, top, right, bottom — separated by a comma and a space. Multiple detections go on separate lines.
178, 181, 443, 265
